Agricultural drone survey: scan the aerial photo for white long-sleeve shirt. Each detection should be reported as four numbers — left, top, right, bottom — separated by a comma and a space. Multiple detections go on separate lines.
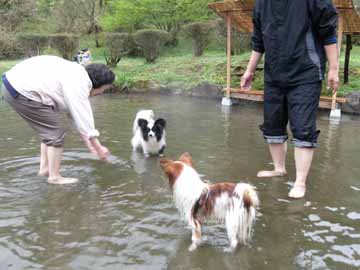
5, 55, 99, 139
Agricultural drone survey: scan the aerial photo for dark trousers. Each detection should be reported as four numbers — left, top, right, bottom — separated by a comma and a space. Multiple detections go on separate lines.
260, 82, 322, 148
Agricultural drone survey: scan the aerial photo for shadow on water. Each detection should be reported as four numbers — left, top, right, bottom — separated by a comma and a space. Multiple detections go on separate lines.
0, 95, 359, 270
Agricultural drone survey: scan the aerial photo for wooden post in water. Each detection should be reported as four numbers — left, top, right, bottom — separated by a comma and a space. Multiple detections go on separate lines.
222, 12, 232, 106
344, 34, 352, 84
226, 13, 232, 99
331, 15, 343, 112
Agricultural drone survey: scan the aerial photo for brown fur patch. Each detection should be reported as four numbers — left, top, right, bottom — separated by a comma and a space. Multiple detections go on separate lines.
243, 190, 252, 211
159, 159, 183, 189
192, 183, 236, 218
179, 152, 193, 167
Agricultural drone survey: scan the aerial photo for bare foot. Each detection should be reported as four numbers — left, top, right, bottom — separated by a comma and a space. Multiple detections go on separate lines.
47, 177, 79, 185
38, 170, 49, 177
288, 185, 306, 199
257, 170, 287, 178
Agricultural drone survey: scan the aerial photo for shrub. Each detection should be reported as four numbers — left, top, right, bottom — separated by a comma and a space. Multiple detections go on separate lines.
94, 31, 105, 48
17, 33, 49, 57
104, 32, 131, 67
0, 28, 22, 60
127, 35, 144, 57
214, 19, 251, 55
184, 22, 212, 57
49, 34, 80, 60
133, 29, 169, 63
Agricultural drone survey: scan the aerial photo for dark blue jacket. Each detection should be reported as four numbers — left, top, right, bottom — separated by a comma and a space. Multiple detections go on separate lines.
252, 0, 338, 86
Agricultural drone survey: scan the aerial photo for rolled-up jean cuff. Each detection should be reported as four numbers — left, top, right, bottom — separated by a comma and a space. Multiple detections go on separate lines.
291, 138, 318, 148
264, 135, 288, 144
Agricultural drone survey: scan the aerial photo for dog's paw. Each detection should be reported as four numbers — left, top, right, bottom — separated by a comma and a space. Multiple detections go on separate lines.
188, 243, 198, 252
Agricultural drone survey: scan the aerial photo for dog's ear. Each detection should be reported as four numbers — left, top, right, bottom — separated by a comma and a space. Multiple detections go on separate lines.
179, 152, 193, 167
159, 158, 183, 188
155, 118, 166, 128
138, 119, 148, 128
159, 158, 173, 172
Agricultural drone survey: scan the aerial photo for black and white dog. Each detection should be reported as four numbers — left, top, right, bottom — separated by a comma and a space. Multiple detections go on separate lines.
131, 110, 166, 157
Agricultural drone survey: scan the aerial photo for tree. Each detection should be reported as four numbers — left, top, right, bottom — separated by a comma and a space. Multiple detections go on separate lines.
0, 0, 36, 32
101, 0, 146, 32
100, 0, 213, 45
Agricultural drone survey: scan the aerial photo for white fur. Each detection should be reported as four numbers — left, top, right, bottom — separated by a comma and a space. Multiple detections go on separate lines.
131, 110, 166, 156
132, 110, 154, 134
172, 161, 208, 225
172, 162, 259, 252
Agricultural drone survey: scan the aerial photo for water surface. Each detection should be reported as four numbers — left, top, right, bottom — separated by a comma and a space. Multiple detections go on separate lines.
0, 95, 359, 270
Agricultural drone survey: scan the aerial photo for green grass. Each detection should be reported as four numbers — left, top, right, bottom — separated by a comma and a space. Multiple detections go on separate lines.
0, 60, 18, 83
1, 37, 360, 97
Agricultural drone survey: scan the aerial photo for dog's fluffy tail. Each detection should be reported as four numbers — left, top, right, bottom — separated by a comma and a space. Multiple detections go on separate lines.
229, 183, 259, 244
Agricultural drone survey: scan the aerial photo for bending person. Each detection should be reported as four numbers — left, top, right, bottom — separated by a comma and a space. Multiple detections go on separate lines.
2, 55, 115, 184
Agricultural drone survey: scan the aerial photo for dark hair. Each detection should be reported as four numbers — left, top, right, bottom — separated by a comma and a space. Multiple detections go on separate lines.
85, 63, 115, 88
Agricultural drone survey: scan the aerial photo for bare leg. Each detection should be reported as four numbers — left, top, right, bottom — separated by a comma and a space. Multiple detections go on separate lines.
188, 220, 202, 251
38, 143, 49, 176
257, 142, 287, 177
47, 146, 78, 184
288, 147, 314, 199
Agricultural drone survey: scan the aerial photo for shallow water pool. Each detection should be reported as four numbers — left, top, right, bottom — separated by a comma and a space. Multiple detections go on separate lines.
0, 95, 359, 270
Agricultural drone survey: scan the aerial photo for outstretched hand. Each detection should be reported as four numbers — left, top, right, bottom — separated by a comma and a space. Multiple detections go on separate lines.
95, 145, 110, 161
241, 70, 254, 91
81, 134, 111, 161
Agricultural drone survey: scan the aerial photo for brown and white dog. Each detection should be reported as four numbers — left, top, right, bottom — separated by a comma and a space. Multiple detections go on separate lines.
160, 152, 259, 252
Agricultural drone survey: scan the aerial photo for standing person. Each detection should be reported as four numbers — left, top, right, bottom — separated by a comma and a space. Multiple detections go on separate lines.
2, 55, 115, 184
241, 0, 339, 198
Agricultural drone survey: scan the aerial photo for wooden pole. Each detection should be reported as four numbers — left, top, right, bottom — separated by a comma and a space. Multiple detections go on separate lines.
344, 34, 352, 84
331, 15, 343, 111
226, 13, 232, 99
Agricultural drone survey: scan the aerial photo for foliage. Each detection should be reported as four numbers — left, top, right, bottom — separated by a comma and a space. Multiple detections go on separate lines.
104, 32, 131, 67
100, 0, 213, 43
184, 22, 212, 57
133, 29, 169, 63
0, 0, 36, 32
49, 34, 80, 60
127, 36, 144, 57
0, 28, 22, 60
17, 33, 49, 57
214, 19, 252, 55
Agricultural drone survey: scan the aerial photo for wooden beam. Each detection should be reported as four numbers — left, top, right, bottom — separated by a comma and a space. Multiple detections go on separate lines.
228, 88, 347, 109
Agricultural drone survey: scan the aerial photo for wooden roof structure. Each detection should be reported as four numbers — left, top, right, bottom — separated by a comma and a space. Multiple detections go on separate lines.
208, 0, 360, 34
208, 0, 254, 32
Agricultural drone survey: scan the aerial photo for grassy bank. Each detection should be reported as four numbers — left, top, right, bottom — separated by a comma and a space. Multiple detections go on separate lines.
1, 39, 360, 97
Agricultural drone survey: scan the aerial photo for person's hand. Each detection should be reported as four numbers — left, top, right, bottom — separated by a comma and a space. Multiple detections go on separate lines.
80, 134, 97, 155
87, 137, 111, 161
327, 67, 339, 94
241, 70, 254, 91
95, 145, 110, 161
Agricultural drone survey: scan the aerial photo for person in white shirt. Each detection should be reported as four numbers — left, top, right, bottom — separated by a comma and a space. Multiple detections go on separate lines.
2, 55, 115, 185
